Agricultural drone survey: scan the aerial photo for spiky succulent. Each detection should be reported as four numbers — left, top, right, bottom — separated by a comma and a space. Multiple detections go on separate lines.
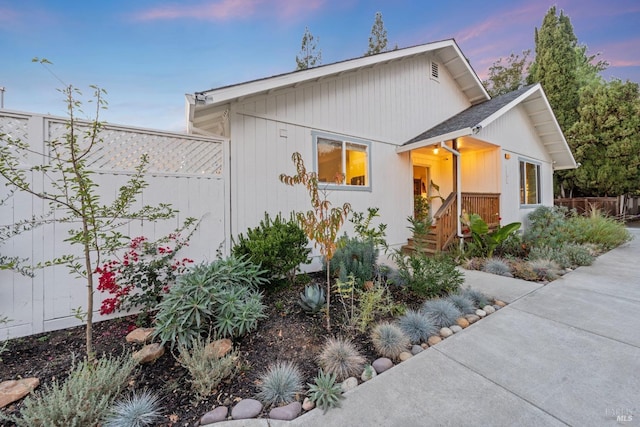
298, 283, 326, 313
371, 322, 410, 359
256, 361, 303, 406
307, 369, 343, 413
318, 337, 366, 381
398, 310, 437, 344
446, 294, 476, 315
421, 299, 462, 328
102, 391, 164, 427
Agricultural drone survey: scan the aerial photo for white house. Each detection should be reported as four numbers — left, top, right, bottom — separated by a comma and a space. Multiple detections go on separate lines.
186, 38, 576, 256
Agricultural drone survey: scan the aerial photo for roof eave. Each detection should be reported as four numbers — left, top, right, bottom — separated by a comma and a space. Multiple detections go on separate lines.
396, 128, 473, 153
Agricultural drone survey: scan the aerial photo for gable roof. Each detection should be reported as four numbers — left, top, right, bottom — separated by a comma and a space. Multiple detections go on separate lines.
397, 84, 577, 170
187, 39, 489, 111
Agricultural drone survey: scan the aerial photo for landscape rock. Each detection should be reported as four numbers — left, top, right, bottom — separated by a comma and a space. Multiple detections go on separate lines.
439, 327, 453, 338
269, 401, 302, 420
475, 309, 487, 318
493, 304, 502, 311
0, 378, 40, 408
125, 327, 155, 344
133, 343, 165, 364
427, 336, 442, 346
450, 325, 463, 334
411, 345, 424, 355
372, 357, 393, 374
494, 300, 506, 307
399, 351, 412, 362
421, 343, 429, 349
231, 398, 263, 420
302, 397, 315, 411
483, 305, 496, 314
456, 317, 470, 328
465, 314, 480, 324
361, 365, 377, 381
340, 377, 358, 393
205, 338, 233, 358
200, 406, 228, 424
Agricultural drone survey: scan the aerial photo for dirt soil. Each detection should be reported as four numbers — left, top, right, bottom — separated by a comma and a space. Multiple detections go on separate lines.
0, 274, 421, 426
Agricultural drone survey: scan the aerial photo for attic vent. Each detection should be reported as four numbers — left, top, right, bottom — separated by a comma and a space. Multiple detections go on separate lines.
430, 61, 439, 80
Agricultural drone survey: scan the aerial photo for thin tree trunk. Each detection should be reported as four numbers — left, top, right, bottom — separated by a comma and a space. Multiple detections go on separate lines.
325, 259, 331, 331
82, 227, 94, 360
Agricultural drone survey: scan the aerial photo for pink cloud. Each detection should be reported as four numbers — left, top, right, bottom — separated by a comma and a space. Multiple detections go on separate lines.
593, 39, 640, 67
133, 0, 325, 22
0, 6, 20, 24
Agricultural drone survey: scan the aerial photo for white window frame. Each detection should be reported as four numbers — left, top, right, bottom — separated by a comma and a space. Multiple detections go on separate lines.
519, 158, 542, 206
312, 131, 372, 192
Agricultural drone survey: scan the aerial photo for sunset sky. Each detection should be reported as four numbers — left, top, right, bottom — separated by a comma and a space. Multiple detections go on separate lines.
1, 0, 638, 131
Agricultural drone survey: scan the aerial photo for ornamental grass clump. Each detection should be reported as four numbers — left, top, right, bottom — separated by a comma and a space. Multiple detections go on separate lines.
1, 354, 136, 427
421, 299, 462, 328
446, 294, 476, 315
177, 337, 238, 400
398, 310, 438, 344
527, 259, 563, 281
256, 361, 304, 406
566, 207, 631, 250
307, 369, 344, 413
102, 390, 164, 427
318, 337, 366, 381
459, 287, 490, 308
482, 258, 513, 277
371, 322, 410, 359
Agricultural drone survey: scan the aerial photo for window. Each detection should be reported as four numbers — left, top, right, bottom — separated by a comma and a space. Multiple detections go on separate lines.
313, 132, 370, 189
520, 160, 541, 205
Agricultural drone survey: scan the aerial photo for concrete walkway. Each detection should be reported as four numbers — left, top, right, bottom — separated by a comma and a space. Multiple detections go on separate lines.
217, 229, 640, 427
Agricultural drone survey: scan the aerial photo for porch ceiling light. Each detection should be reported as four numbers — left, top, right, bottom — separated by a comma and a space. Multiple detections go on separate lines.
433, 147, 439, 155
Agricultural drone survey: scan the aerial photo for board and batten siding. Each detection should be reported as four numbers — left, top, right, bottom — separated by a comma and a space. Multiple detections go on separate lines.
475, 105, 554, 226
1, 112, 229, 339
226, 53, 471, 260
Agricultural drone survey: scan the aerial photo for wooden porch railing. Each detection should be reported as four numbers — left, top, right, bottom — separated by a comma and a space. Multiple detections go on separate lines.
431, 192, 501, 252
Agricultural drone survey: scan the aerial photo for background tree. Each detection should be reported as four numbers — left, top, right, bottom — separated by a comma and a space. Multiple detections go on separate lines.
0, 73, 175, 358
366, 12, 388, 56
568, 79, 640, 197
296, 27, 322, 70
483, 50, 530, 97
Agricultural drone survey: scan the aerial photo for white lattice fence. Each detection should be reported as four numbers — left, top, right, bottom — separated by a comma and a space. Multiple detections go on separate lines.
0, 111, 229, 339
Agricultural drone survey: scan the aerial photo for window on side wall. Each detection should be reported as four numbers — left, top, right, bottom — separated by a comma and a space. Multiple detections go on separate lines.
313, 132, 371, 190
519, 159, 541, 205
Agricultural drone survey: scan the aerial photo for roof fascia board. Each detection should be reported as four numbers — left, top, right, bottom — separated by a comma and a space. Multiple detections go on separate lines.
445, 41, 490, 102
476, 85, 541, 129
198, 39, 479, 107
396, 128, 473, 153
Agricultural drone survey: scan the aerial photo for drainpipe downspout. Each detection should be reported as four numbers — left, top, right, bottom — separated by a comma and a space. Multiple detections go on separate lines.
439, 141, 462, 239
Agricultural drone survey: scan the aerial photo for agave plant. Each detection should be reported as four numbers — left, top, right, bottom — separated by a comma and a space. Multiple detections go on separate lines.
299, 283, 326, 313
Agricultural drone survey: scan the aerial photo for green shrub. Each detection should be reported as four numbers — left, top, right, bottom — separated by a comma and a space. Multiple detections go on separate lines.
349, 207, 388, 248
153, 257, 267, 350
307, 369, 343, 413
523, 205, 571, 248
371, 322, 410, 359
482, 258, 513, 277
398, 310, 437, 344
232, 213, 311, 287
256, 361, 303, 406
2, 355, 136, 427
421, 299, 462, 328
493, 232, 527, 258
391, 252, 464, 298
177, 337, 238, 400
564, 244, 595, 267
298, 283, 326, 314
102, 390, 164, 427
330, 236, 378, 287
318, 337, 365, 381
354, 283, 397, 333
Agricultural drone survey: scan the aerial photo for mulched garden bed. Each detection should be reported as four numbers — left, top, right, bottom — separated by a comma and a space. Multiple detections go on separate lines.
1, 273, 423, 426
